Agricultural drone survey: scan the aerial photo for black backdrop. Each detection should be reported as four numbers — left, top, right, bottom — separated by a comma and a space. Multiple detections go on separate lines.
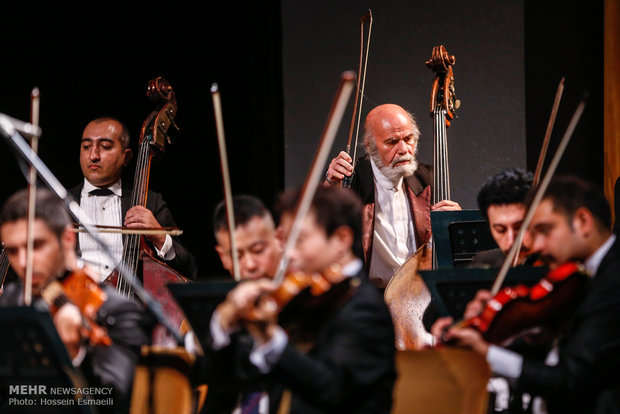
0, 2, 603, 280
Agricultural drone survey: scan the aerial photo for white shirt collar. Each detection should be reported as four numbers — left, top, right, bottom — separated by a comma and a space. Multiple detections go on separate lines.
584, 234, 616, 277
341, 258, 363, 277
370, 157, 403, 191
82, 178, 123, 197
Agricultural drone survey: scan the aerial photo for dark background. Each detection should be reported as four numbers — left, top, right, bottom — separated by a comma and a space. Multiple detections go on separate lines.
0, 2, 603, 280
282, 0, 528, 205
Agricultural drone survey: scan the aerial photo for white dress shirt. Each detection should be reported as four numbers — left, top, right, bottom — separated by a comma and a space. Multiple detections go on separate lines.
368, 159, 416, 287
78, 178, 175, 282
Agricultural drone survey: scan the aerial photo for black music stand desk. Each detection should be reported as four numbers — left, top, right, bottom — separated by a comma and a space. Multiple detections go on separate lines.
167, 278, 238, 341
419, 266, 546, 319
431, 209, 498, 268
0, 306, 94, 413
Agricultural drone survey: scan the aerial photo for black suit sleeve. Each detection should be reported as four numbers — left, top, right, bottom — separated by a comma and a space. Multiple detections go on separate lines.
517, 248, 620, 413
145, 191, 198, 280
81, 287, 152, 413
273, 282, 396, 411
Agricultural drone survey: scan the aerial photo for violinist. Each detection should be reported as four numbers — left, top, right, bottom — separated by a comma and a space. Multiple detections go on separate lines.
471, 167, 535, 267
423, 167, 536, 331
325, 103, 460, 288
197, 186, 396, 413
0, 188, 152, 413
431, 175, 620, 414
213, 194, 282, 280
70, 116, 198, 281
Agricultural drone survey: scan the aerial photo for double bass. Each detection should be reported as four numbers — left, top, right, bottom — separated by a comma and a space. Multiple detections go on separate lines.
384, 45, 459, 350
106, 76, 190, 345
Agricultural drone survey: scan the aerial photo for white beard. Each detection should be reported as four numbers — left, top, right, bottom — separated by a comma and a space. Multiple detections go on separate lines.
368, 147, 418, 185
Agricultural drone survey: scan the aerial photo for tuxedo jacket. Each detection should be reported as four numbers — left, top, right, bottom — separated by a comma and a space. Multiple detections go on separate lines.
197, 271, 397, 414
348, 155, 433, 274
516, 238, 620, 414
0, 281, 152, 413
69, 183, 198, 280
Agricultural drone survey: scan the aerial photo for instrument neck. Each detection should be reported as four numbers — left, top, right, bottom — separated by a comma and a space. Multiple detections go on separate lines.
0, 249, 9, 289
432, 106, 450, 204
118, 138, 153, 296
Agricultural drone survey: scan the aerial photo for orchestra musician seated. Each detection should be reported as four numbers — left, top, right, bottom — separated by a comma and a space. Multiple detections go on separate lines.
70, 116, 197, 282
212, 194, 282, 280
471, 167, 535, 267
196, 186, 396, 413
0, 188, 152, 413
325, 103, 460, 289
431, 175, 620, 414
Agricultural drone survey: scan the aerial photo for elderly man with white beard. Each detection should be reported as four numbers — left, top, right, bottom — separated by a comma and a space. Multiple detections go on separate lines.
326, 103, 460, 289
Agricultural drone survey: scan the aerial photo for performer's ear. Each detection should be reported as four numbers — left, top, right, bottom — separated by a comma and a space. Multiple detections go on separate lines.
122, 148, 133, 167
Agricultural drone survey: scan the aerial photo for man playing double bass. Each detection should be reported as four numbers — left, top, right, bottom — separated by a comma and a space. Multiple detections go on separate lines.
70, 116, 197, 282
432, 175, 620, 414
325, 103, 460, 288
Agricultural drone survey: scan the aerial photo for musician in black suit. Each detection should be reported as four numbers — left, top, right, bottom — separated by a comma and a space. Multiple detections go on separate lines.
197, 186, 396, 413
69, 116, 197, 281
0, 188, 152, 413
432, 175, 620, 414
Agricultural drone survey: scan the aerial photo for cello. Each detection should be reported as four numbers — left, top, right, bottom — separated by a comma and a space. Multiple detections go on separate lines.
384, 45, 459, 350
105, 76, 191, 346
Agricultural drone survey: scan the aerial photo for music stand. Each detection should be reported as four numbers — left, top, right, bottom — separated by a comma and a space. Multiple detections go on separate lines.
0, 307, 94, 413
166, 278, 238, 342
419, 266, 546, 319
431, 210, 498, 269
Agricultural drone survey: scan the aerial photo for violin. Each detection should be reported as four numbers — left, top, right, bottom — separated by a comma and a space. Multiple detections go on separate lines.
41, 268, 112, 347
245, 266, 358, 350
455, 262, 588, 346
244, 266, 342, 322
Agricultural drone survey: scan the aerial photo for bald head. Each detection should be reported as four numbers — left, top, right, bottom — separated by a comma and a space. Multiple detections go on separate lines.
363, 104, 420, 183
364, 104, 415, 136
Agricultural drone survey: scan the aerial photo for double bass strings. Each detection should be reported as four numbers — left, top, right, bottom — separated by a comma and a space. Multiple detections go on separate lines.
119, 136, 152, 296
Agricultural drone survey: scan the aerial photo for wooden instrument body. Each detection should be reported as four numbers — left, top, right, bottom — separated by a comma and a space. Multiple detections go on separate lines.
384, 240, 435, 350
106, 249, 190, 345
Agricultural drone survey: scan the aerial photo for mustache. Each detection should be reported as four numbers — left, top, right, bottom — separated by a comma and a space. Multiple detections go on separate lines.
390, 154, 413, 168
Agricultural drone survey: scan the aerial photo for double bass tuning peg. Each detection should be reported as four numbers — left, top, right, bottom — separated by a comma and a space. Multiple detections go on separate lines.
167, 119, 179, 145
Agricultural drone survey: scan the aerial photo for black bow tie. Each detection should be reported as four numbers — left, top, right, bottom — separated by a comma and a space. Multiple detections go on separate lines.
89, 188, 114, 196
